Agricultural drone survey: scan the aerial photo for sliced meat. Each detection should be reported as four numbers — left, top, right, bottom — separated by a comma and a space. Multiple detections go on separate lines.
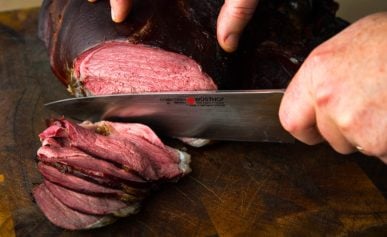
44, 180, 140, 217
39, 119, 191, 180
37, 145, 146, 183
34, 119, 191, 230
81, 120, 192, 175
80, 121, 169, 149
49, 161, 150, 191
74, 42, 217, 95
37, 163, 133, 200
33, 184, 117, 230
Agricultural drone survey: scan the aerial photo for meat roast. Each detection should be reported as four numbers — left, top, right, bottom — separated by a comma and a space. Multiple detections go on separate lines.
39, 0, 348, 96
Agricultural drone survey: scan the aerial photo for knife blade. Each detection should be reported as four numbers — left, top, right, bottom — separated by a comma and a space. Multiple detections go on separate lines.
45, 90, 293, 143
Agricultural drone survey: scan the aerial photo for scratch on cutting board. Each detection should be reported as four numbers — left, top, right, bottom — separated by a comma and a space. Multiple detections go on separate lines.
174, 187, 196, 204
136, 220, 156, 235
189, 176, 223, 202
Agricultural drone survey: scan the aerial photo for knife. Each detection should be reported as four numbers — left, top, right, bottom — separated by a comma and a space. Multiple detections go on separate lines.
45, 90, 293, 143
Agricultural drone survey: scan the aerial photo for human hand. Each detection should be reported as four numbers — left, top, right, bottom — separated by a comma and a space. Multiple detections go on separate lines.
217, 0, 259, 52
88, 0, 259, 52
279, 13, 387, 163
88, 0, 132, 23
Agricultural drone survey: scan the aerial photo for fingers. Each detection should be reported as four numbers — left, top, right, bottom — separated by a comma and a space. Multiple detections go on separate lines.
279, 69, 324, 145
280, 60, 358, 153
87, 0, 132, 23
110, 0, 132, 23
217, 0, 259, 52
280, 52, 358, 154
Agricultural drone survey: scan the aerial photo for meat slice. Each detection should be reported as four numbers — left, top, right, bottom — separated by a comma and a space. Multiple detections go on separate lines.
33, 184, 117, 230
39, 119, 191, 180
38, 163, 130, 199
37, 145, 146, 183
34, 119, 191, 230
74, 42, 217, 95
44, 180, 140, 217
80, 121, 171, 150
80, 121, 192, 174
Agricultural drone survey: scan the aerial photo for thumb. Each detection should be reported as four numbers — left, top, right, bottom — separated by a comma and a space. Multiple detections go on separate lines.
110, 0, 132, 23
217, 0, 259, 52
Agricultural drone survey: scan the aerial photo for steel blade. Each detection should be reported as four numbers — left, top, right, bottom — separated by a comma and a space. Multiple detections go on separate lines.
45, 90, 293, 142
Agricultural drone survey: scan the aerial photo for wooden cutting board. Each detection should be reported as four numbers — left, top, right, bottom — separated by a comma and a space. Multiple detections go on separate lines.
0, 8, 386, 237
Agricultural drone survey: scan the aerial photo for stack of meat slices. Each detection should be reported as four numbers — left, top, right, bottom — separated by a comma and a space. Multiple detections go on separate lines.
33, 119, 191, 230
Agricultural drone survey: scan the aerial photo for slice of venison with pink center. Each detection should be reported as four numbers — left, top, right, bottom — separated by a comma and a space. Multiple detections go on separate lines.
33, 184, 117, 230
80, 121, 167, 149
37, 163, 129, 198
37, 145, 145, 183
44, 180, 140, 217
38, 119, 191, 181
37, 163, 144, 202
80, 121, 192, 174
74, 42, 217, 95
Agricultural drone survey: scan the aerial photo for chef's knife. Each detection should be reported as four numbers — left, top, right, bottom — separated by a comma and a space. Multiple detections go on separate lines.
45, 90, 293, 143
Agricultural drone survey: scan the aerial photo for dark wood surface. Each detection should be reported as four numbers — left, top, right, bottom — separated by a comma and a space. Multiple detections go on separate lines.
0, 8, 386, 237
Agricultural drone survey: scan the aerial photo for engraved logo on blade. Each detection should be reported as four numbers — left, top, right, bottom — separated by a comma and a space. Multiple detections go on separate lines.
186, 97, 196, 106
160, 96, 225, 107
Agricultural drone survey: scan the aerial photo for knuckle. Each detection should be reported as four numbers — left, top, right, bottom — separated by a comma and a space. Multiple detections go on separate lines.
278, 108, 297, 133
304, 46, 332, 77
314, 88, 332, 108
282, 120, 298, 134
336, 112, 354, 133
303, 48, 333, 108
228, 6, 256, 20
335, 107, 366, 134
307, 47, 328, 66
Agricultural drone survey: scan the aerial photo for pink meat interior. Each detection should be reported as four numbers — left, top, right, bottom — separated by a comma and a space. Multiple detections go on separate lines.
74, 41, 217, 95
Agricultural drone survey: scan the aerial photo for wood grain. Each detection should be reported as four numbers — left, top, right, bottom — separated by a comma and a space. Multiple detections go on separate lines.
0, 8, 386, 237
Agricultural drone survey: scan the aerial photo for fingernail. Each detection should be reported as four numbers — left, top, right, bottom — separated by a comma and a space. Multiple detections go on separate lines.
111, 8, 117, 22
224, 34, 239, 52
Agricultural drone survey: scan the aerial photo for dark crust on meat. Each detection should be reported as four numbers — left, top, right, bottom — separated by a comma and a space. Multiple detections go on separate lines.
39, 0, 348, 91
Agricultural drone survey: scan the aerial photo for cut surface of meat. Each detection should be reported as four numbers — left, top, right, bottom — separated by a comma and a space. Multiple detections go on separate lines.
44, 180, 140, 217
74, 42, 217, 95
34, 119, 191, 230
33, 184, 117, 230
37, 145, 146, 183
80, 121, 170, 150
38, 163, 129, 199
39, 119, 191, 180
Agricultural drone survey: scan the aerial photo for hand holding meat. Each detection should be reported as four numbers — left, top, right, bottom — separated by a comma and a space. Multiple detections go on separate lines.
279, 13, 387, 163
216, 0, 259, 52
88, 0, 132, 23
88, 0, 259, 52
